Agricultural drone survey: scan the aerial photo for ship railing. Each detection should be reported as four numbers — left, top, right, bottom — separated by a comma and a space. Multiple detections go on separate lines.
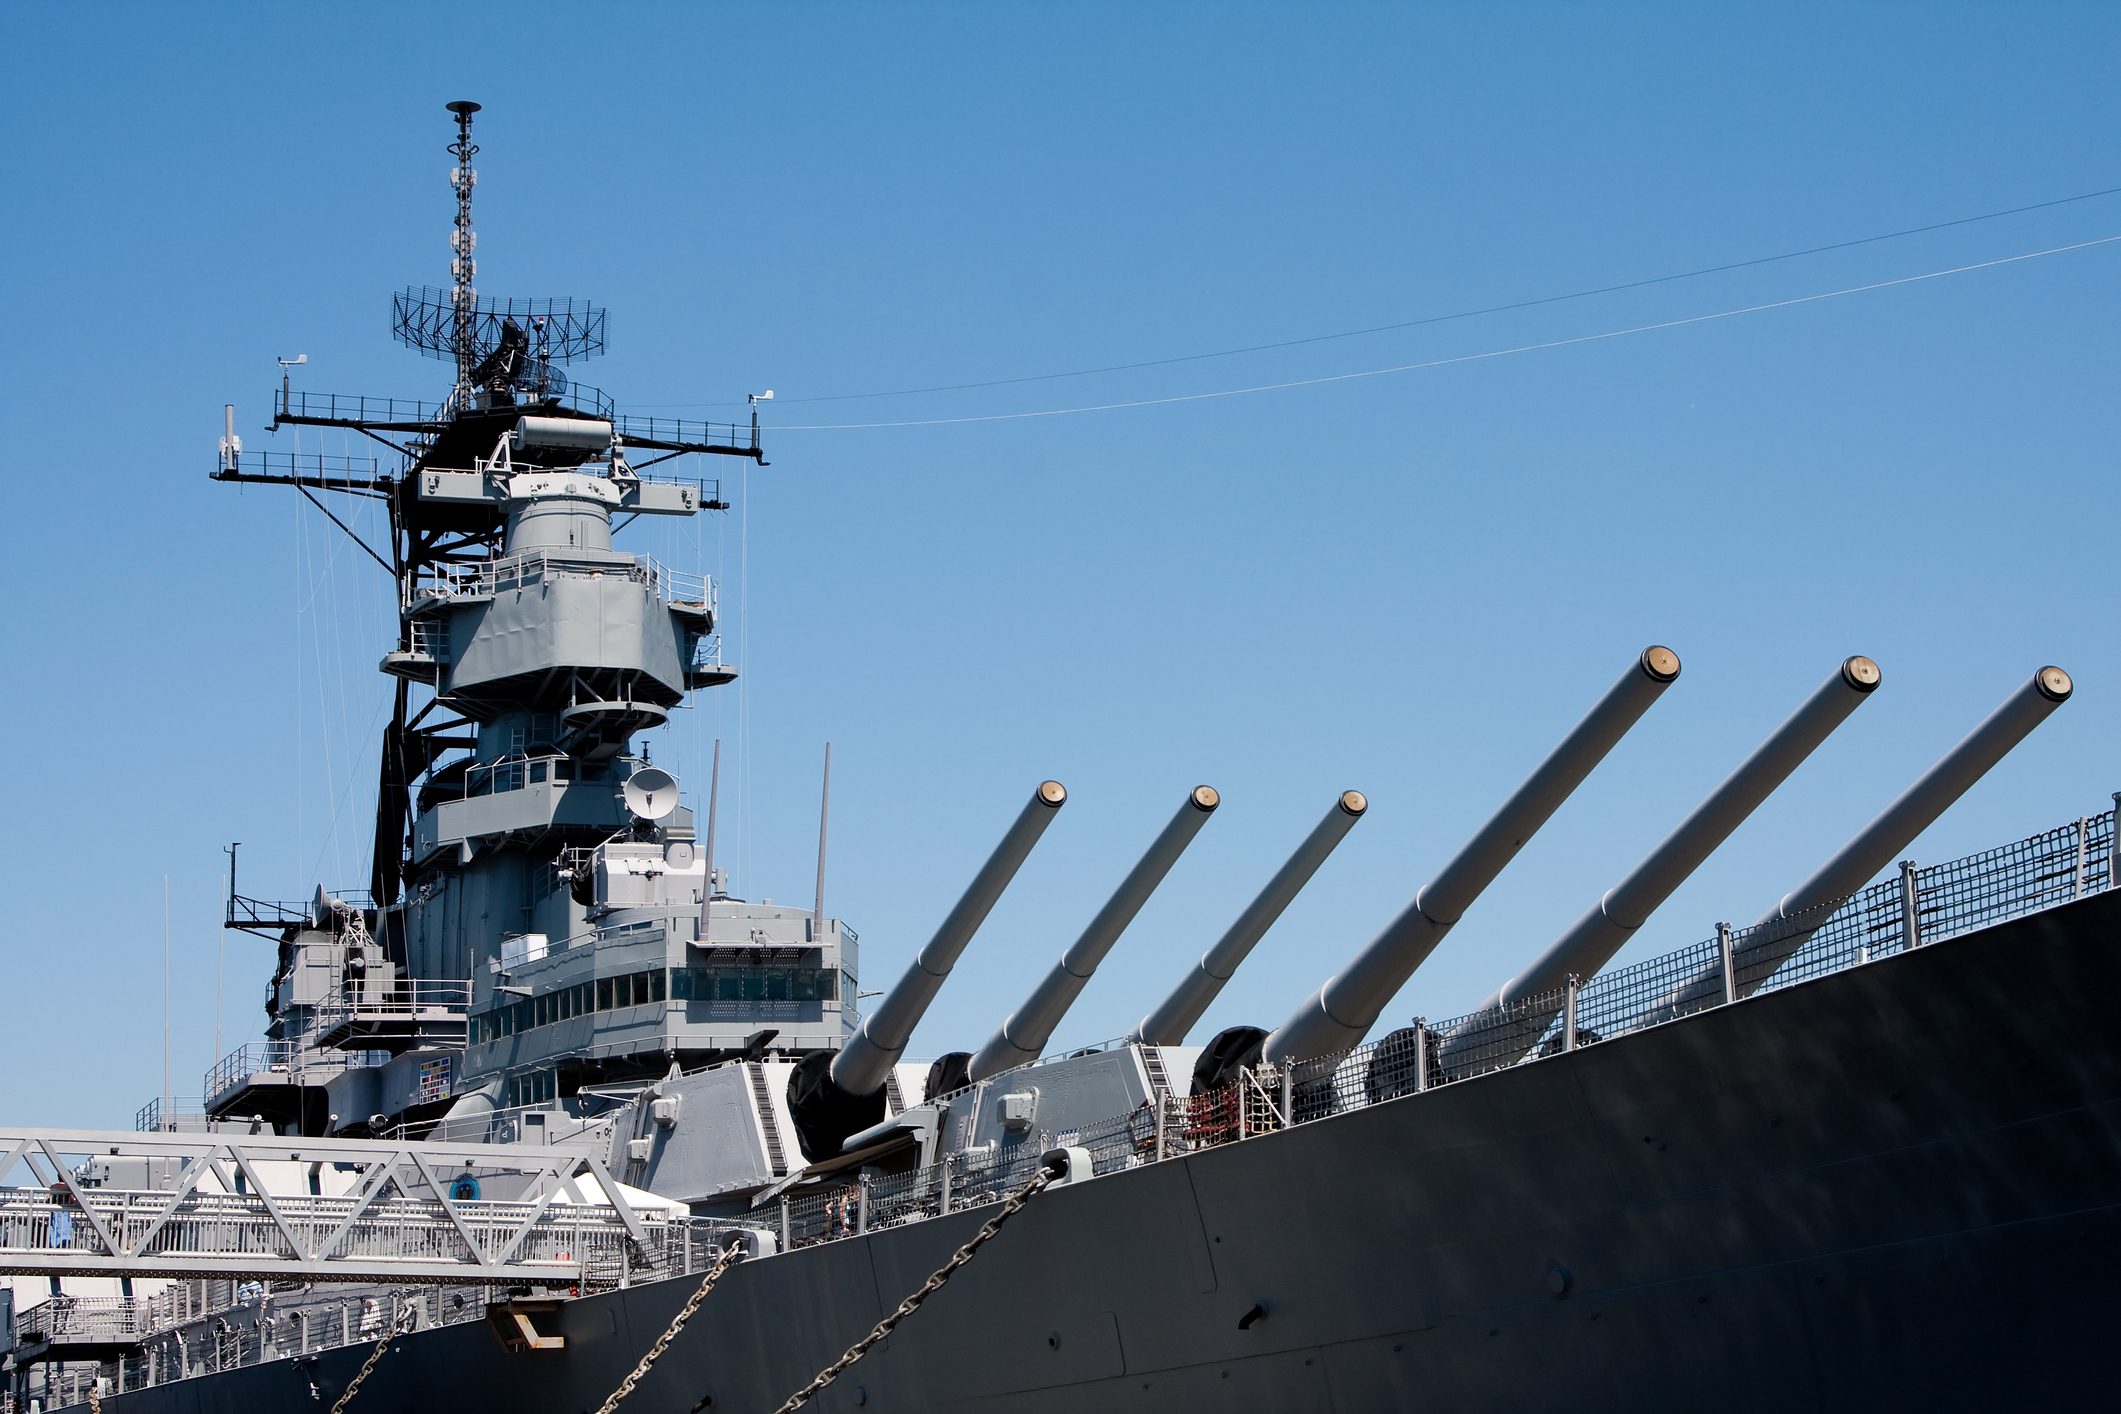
28, 805, 2116, 1400
276, 389, 449, 428
773, 803, 2117, 1248
224, 888, 375, 934
0, 1185, 736, 1284
315, 979, 473, 1021
199, 1043, 385, 1109
418, 548, 715, 610
12, 1293, 153, 1341
132, 1098, 205, 1134
611, 412, 759, 455
46, 1220, 757, 1405
691, 632, 730, 672
1269, 805, 2118, 1117
222, 449, 389, 487
379, 1097, 623, 1146
539, 379, 616, 419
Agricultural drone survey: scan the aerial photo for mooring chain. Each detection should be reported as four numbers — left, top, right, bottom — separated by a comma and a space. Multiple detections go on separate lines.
591, 1237, 749, 1414
771, 1162, 1058, 1414
87, 1379, 102, 1414
327, 1302, 418, 1414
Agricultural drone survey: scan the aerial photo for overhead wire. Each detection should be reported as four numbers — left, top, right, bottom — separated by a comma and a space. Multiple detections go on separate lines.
626, 184, 2121, 411
762, 234, 2121, 431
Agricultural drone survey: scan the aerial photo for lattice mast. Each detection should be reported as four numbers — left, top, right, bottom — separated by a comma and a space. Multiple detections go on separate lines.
447, 100, 481, 390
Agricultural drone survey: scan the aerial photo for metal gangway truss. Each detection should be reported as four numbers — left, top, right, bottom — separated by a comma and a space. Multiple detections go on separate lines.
0, 1128, 732, 1286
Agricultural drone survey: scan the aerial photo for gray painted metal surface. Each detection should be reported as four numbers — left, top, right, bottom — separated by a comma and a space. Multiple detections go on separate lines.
1739, 665, 2073, 987
0, 1131, 691, 1285
69, 890, 2121, 1412
970, 786, 1220, 1081
833, 782, 1068, 1097
1639, 666, 2073, 1024
1264, 645, 1680, 1065
1134, 790, 1367, 1046
1444, 655, 1880, 1065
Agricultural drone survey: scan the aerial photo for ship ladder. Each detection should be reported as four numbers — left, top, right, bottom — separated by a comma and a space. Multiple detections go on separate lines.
769, 1154, 1061, 1414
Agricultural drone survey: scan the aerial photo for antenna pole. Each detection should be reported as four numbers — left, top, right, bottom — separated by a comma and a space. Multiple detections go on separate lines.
214, 942, 225, 1076
162, 875, 171, 1134
813, 743, 833, 936
703, 739, 722, 899
445, 101, 483, 391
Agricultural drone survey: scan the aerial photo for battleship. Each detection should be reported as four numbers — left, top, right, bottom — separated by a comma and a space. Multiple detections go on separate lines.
4, 102, 2118, 1412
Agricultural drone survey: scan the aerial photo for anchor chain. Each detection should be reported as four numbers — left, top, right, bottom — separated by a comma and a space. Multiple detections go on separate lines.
590, 1236, 749, 1414
771, 1161, 1058, 1414
87, 1380, 101, 1414
327, 1302, 417, 1414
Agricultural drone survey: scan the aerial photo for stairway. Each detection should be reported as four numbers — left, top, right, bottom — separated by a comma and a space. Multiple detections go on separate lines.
747, 1063, 789, 1176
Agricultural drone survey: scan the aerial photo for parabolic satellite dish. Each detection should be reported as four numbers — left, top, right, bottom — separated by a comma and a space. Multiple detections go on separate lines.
623, 765, 680, 821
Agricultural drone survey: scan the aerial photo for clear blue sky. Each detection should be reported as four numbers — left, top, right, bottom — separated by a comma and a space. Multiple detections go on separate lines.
3, 3, 2114, 1126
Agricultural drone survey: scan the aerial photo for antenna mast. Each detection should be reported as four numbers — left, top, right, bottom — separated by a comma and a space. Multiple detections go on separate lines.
446, 100, 482, 391
813, 743, 833, 933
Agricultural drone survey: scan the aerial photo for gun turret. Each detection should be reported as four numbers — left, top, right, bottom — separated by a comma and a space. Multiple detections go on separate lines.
967, 785, 1221, 1081
1132, 790, 1368, 1046
1443, 655, 1880, 1068
1724, 665, 2072, 997
1260, 646, 1681, 1067
787, 780, 1067, 1162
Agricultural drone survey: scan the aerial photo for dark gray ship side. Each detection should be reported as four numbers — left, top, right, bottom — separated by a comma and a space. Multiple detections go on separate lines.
93, 886, 2121, 1412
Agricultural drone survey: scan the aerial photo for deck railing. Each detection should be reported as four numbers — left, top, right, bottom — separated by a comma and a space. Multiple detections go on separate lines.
784, 804, 2119, 1242
30, 802, 2118, 1409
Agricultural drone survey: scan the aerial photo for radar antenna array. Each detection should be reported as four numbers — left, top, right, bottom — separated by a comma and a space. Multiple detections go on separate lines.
399, 100, 609, 385
391, 289, 609, 366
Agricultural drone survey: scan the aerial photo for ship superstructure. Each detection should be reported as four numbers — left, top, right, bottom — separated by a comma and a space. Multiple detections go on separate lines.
205, 99, 850, 1146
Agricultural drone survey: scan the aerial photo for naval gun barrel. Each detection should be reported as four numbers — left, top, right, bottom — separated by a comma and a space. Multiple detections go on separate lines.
1444, 655, 1881, 1067
968, 785, 1222, 1081
1132, 790, 1368, 1046
1724, 665, 2073, 997
830, 780, 1070, 1098
1261, 646, 1681, 1067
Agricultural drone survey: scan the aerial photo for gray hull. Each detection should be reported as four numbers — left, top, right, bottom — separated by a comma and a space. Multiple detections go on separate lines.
104, 891, 2121, 1411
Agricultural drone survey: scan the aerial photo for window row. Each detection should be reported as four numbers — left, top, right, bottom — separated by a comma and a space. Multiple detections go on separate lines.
471, 965, 839, 1044
473, 967, 668, 1044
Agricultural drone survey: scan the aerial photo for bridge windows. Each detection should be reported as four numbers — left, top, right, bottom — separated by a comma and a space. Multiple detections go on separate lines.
471, 966, 668, 1044
669, 964, 838, 1003
470, 960, 836, 1046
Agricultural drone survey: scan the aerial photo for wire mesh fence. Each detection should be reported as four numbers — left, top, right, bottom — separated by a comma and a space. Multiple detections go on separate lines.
1273, 806, 2119, 1113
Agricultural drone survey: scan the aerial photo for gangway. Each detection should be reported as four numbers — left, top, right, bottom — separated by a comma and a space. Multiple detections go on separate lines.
0, 1127, 747, 1286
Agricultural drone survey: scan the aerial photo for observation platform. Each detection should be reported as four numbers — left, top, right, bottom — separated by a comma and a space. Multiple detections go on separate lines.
312, 982, 471, 1053
9, 1295, 151, 1366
